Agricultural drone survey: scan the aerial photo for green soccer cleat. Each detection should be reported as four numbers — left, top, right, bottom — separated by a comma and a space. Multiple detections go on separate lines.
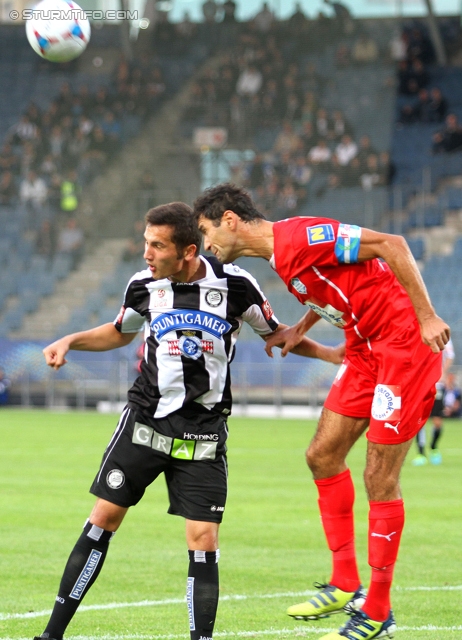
430, 449, 442, 465
317, 609, 397, 639
411, 454, 428, 466
287, 583, 366, 620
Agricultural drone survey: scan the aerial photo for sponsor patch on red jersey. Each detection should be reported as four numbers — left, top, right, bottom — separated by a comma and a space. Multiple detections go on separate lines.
262, 299, 274, 321
371, 384, 401, 421
307, 224, 335, 245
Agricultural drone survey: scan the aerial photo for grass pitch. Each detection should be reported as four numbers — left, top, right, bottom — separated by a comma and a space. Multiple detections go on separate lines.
0, 408, 461, 640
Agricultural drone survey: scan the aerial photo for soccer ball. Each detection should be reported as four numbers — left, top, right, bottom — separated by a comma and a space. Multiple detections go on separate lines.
26, 0, 91, 63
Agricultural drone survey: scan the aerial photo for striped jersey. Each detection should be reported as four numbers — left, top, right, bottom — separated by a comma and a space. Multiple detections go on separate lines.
114, 255, 279, 419
272, 216, 416, 349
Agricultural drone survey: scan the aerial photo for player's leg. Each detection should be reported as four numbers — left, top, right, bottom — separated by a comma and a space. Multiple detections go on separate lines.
35, 499, 127, 640
287, 408, 368, 620
186, 520, 220, 640
358, 439, 412, 626
314, 439, 410, 640
163, 408, 228, 640
412, 425, 428, 465
34, 407, 164, 640
430, 416, 443, 464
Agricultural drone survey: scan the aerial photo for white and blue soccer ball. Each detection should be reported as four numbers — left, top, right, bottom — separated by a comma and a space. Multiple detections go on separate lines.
26, 0, 91, 63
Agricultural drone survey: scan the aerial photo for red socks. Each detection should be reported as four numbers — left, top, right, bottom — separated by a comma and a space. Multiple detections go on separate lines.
362, 499, 405, 622
315, 469, 360, 593
315, 472, 405, 621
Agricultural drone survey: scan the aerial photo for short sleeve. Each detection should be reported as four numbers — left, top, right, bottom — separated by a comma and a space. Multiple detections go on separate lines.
113, 280, 146, 333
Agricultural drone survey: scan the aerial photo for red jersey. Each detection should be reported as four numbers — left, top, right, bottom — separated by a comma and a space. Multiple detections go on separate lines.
272, 216, 416, 349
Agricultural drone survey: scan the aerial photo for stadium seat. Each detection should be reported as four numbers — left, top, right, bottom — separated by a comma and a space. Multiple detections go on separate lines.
406, 237, 425, 260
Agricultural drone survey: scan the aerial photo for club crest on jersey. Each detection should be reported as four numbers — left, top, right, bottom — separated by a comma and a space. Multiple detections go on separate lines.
168, 338, 214, 357
290, 278, 307, 294
371, 384, 401, 421
106, 469, 125, 489
179, 335, 202, 359
205, 289, 223, 307
150, 309, 232, 340
307, 224, 335, 245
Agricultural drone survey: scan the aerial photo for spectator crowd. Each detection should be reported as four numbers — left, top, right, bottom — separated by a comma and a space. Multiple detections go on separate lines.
182, 11, 395, 218
0, 52, 170, 268
395, 22, 462, 155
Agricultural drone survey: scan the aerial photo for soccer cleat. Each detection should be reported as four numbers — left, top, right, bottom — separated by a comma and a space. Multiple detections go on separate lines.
317, 609, 397, 639
287, 583, 366, 620
430, 449, 442, 465
411, 454, 428, 466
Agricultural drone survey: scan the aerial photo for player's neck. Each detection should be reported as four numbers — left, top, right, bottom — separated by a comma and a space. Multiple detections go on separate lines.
237, 219, 274, 261
169, 256, 205, 284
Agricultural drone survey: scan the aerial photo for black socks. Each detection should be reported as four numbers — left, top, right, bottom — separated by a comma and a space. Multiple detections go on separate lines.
187, 550, 220, 640
42, 521, 114, 640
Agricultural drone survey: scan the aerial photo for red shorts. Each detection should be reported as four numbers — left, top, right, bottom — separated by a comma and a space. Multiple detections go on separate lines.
324, 320, 442, 444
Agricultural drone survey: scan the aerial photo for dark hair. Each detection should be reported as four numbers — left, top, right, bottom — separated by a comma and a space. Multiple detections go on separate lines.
193, 183, 266, 225
145, 202, 202, 256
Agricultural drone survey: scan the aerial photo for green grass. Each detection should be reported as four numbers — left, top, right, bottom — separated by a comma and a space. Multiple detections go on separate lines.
0, 409, 461, 640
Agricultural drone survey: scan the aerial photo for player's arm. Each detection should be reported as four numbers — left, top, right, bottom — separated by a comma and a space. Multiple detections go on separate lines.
357, 228, 450, 352
263, 309, 322, 357
43, 323, 138, 370
263, 322, 344, 363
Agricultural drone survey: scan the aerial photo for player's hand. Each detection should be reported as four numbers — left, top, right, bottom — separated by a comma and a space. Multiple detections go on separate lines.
43, 338, 70, 370
324, 342, 345, 364
420, 315, 451, 353
264, 325, 306, 358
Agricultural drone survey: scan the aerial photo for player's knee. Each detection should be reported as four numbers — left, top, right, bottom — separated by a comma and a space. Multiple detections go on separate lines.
306, 445, 327, 476
363, 466, 398, 501
186, 522, 219, 551
89, 501, 127, 531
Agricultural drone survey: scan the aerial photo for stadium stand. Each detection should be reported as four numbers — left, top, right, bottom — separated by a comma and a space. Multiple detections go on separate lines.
1, 12, 462, 405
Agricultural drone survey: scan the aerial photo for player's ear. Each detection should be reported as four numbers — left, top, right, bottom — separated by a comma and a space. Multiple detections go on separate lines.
184, 243, 198, 260
223, 209, 238, 229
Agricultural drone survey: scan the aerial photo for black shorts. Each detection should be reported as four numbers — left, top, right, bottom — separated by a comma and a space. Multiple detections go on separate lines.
90, 405, 228, 523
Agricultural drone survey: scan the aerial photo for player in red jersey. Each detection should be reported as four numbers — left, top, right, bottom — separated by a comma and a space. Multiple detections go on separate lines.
193, 183, 450, 640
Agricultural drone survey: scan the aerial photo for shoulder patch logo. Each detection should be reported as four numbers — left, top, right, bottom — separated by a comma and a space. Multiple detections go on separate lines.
307, 224, 335, 245
205, 289, 223, 307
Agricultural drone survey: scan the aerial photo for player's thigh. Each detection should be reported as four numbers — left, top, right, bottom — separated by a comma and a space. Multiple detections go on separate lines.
364, 438, 414, 501
166, 455, 228, 524
307, 407, 369, 479
90, 407, 169, 508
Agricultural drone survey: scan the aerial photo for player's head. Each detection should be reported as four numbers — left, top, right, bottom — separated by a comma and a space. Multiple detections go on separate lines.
193, 183, 266, 263
193, 183, 265, 225
144, 202, 202, 281
145, 202, 202, 258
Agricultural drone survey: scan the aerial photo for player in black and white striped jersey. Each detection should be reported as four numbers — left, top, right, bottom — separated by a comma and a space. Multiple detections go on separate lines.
36, 202, 343, 640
